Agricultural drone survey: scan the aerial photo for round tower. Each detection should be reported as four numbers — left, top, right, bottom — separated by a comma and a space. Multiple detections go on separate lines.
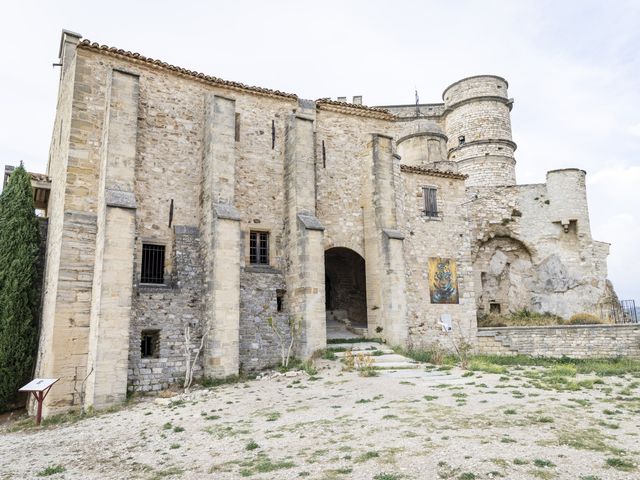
396, 120, 448, 167
443, 75, 516, 186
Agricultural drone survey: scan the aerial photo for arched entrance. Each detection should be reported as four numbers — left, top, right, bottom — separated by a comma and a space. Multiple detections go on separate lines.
324, 247, 368, 335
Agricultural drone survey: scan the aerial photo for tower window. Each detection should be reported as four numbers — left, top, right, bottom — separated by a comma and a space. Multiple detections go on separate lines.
141, 330, 160, 358
249, 231, 269, 265
458, 135, 465, 146
423, 187, 439, 218
141, 244, 165, 284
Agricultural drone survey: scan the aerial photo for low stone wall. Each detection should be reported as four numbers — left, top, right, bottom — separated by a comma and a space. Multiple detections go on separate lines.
477, 324, 640, 359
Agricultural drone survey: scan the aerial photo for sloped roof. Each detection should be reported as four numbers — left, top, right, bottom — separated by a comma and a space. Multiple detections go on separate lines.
78, 39, 298, 100
400, 164, 467, 180
315, 98, 395, 120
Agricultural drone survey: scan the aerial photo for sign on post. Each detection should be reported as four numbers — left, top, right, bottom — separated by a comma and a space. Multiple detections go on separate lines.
19, 378, 59, 426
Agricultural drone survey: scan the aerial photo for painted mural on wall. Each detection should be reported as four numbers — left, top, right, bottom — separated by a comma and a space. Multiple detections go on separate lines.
428, 257, 459, 304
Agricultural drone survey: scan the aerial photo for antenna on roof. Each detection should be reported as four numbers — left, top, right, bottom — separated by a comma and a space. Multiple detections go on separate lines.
415, 88, 420, 117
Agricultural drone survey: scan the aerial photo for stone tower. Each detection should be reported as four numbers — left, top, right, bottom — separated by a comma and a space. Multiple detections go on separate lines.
443, 75, 516, 186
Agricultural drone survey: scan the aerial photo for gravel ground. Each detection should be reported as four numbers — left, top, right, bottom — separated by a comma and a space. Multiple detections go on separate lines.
1, 358, 639, 480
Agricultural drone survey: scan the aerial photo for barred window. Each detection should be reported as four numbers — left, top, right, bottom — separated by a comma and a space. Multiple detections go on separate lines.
141, 330, 160, 358
423, 187, 439, 218
141, 244, 165, 284
250, 231, 269, 265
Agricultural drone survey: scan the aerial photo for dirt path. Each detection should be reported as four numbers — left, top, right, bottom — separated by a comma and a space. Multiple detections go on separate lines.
1, 358, 639, 480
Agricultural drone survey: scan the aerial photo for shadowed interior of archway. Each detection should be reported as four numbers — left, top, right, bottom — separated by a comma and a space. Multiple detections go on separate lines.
324, 247, 368, 334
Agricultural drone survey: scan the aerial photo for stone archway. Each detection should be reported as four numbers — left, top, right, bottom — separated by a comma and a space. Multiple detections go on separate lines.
324, 247, 368, 333
474, 236, 534, 316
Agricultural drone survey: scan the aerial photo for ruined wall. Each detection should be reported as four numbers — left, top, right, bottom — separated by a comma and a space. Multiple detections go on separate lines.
477, 325, 640, 359
469, 169, 611, 319
398, 170, 477, 349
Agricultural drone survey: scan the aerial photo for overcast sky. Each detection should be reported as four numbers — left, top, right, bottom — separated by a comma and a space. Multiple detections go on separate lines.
1, 0, 638, 302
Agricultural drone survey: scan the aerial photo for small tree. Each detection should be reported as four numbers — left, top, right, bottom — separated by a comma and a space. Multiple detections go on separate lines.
0, 165, 41, 411
183, 323, 209, 391
267, 315, 301, 368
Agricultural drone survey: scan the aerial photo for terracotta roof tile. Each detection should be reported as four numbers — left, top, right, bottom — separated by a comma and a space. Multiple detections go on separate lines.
316, 98, 395, 120
78, 40, 298, 100
400, 164, 467, 180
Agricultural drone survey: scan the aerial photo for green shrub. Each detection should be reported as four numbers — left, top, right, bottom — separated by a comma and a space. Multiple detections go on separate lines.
568, 313, 603, 325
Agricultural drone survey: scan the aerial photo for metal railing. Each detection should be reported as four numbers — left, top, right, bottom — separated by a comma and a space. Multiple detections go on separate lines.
598, 299, 638, 324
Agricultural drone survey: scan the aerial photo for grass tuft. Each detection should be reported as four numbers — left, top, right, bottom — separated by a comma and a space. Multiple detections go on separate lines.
37, 465, 65, 477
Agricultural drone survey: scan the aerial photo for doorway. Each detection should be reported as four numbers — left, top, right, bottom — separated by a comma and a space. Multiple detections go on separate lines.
324, 247, 368, 336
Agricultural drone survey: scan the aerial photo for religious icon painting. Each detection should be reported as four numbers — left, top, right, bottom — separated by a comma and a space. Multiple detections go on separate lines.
428, 257, 459, 304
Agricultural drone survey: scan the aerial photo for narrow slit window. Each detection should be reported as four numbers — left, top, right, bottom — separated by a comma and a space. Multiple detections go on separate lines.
322, 140, 326, 168
249, 231, 269, 265
235, 113, 241, 142
276, 290, 284, 312
423, 187, 439, 218
271, 120, 275, 149
141, 244, 165, 284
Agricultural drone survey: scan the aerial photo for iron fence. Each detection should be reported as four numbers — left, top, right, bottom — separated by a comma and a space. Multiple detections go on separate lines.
599, 299, 638, 324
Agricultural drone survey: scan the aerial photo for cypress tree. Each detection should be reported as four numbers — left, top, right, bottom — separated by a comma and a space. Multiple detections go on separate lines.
0, 164, 40, 411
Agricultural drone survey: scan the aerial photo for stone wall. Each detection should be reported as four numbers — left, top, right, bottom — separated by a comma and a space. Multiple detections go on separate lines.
239, 268, 289, 371
477, 325, 640, 359
398, 169, 477, 350
129, 226, 204, 392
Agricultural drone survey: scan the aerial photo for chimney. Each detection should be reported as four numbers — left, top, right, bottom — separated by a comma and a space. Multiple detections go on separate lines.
337, 96, 347, 102
352, 96, 363, 105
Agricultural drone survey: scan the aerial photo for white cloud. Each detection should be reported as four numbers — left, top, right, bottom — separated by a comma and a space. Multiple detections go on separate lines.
587, 166, 640, 300
628, 123, 640, 137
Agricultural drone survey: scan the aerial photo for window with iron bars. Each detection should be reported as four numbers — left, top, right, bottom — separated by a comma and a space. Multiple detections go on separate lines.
249, 231, 269, 265
423, 186, 439, 218
141, 244, 165, 284
140, 330, 160, 358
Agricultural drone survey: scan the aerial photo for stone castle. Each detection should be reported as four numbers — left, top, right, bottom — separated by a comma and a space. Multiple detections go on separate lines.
31, 30, 617, 414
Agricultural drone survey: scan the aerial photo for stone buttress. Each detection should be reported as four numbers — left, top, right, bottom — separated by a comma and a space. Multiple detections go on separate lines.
362, 134, 408, 346
200, 95, 242, 378
84, 70, 139, 409
284, 100, 326, 358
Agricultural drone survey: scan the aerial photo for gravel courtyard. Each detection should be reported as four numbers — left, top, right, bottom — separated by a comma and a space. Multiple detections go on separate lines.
1, 352, 639, 480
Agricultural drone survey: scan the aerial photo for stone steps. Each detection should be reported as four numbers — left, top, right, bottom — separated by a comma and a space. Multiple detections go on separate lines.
333, 348, 394, 357
329, 342, 387, 351
328, 341, 422, 370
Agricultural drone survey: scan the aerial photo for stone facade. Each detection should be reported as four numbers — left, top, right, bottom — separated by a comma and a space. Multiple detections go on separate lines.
477, 325, 640, 359
129, 226, 204, 393
32, 31, 619, 415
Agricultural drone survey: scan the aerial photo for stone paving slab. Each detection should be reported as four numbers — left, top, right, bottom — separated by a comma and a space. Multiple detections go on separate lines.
328, 342, 386, 350
333, 348, 394, 357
